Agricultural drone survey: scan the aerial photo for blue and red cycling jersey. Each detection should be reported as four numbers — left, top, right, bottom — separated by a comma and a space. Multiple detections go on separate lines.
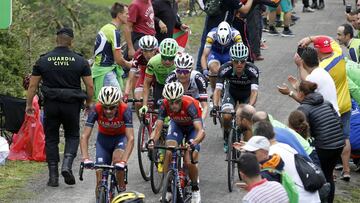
157, 95, 202, 126
85, 102, 133, 136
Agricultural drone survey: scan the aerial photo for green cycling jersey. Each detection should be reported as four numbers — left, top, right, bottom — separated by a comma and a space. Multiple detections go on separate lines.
145, 54, 176, 85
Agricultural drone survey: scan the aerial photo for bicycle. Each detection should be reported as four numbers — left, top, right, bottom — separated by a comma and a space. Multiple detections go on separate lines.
155, 144, 197, 203
212, 110, 242, 192
79, 162, 128, 203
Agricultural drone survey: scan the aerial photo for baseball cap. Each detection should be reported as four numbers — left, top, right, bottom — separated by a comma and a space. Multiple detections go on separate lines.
313, 36, 332, 54
242, 136, 270, 152
56, 27, 74, 38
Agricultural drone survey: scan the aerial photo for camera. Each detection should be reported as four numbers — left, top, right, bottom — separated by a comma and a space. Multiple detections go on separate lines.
297, 46, 304, 56
346, 5, 352, 13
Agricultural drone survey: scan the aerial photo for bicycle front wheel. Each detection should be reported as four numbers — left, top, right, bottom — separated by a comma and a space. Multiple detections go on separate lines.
161, 169, 178, 203
150, 147, 164, 194
137, 123, 151, 181
227, 128, 236, 192
98, 186, 107, 203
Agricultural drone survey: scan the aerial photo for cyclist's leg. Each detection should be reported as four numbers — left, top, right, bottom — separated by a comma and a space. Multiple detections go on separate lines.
153, 81, 165, 109
95, 133, 114, 197
134, 67, 146, 118
165, 120, 184, 174
184, 126, 201, 184
221, 86, 236, 132
112, 135, 128, 191
207, 52, 221, 92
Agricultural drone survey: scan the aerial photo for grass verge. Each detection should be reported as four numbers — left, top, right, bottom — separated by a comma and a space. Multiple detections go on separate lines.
0, 160, 46, 202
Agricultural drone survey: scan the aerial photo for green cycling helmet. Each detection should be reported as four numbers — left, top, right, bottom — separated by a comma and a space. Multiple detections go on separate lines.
159, 38, 179, 57
230, 43, 249, 60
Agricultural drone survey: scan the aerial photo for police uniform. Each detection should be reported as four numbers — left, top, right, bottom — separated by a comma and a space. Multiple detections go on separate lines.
31, 28, 91, 185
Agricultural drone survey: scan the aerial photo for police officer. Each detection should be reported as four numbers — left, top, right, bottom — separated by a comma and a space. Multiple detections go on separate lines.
26, 27, 94, 187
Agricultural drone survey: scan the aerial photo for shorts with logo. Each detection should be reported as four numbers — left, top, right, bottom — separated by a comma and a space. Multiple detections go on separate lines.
221, 84, 250, 111
96, 132, 127, 165
268, 0, 292, 12
207, 51, 231, 67
166, 120, 201, 151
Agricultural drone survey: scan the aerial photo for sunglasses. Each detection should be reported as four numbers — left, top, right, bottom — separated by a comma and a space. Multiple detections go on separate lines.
169, 98, 182, 104
176, 69, 191, 75
161, 55, 175, 61
103, 105, 117, 110
232, 59, 247, 64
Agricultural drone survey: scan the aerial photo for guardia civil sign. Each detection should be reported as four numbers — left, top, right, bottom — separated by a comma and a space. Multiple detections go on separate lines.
0, 0, 12, 29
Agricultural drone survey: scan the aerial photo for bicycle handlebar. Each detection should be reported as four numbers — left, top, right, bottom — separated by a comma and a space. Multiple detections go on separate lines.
79, 162, 118, 181
153, 145, 198, 164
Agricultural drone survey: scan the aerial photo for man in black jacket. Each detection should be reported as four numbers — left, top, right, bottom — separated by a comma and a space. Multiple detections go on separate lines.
26, 27, 94, 187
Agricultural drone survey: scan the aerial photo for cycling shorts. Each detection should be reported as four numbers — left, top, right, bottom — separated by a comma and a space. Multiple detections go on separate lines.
268, 0, 292, 12
166, 120, 201, 152
207, 51, 231, 67
96, 132, 127, 165
221, 85, 250, 111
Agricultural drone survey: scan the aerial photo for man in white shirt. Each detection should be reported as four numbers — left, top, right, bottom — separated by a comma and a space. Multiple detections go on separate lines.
278, 47, 339, 115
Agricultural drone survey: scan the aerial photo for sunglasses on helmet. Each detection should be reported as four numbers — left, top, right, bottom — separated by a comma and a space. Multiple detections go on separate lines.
161, 55, 176, 61
176, 69, 191, 75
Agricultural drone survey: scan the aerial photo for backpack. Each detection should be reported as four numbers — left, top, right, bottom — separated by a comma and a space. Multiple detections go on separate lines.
203, 0, 222, 16
294, 154, 326, 192
261, 168, 299, 203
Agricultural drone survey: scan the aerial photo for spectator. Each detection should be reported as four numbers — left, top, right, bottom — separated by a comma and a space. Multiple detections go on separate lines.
278, 47, 339, 115
267, 0, 294, 37
195, 0, 254, 71
235, 104, 257, 141
299, 36, 352, 180
346, 10, 360, 38
297, 80, 344, 203
152, 0, 189, 43
238, 152, 289, 203
124, 0, 156, 59
350, 99, 360, 171
26, 27, 94, 187
337, 23, 360, 63
253, 121, 321, 202
92, 3, 132, 100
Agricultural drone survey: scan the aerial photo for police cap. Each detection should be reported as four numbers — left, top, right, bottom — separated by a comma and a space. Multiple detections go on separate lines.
56, 27, 74, 38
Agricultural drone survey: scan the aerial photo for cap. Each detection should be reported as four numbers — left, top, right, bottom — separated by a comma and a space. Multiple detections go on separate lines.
56, 27, 74, 38
242, 136, 270, 152
313, 36, 332, 53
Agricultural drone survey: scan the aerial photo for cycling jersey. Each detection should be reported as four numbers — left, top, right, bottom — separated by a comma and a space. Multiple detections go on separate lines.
216, 61, 259, 100
165, 70, 208, 102
94, 23, 121, 67
145, 54, 176, 85
131, 49, 158, 92
85, 102, 133, 136
158, 95, 202, 126
204, 27, 242, 54
348, 38, 360, 63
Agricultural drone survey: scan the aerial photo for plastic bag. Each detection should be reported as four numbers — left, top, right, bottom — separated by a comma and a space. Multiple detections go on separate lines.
0, 136, 9, 165
7, 96, 46, 161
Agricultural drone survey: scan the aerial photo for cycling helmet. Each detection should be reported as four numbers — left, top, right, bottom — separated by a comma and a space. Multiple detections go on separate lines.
159, 38, 179, 57
162, 81, 184, 100
230, 43, 249, 60
139, 35, 158, 51
216, 21, 232, 45
98, 86, 122, 105
111, 191, 145, 203
174, 52, 194, 69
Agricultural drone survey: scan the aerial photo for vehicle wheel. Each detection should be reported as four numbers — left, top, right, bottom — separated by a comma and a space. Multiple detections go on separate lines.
137, 123, 151, 181
98, 186, 107, 203
161, 169, 178, 203
150, 146, 164, 194
227, 128, 235, 192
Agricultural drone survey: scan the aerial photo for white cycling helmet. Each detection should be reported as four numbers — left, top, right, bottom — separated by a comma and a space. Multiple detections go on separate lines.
139, 35, 158, 51
216, 21, 232, 45
162, 82, 184, 100
98, 86, 122, 105
230, 43, 249, 60
174, 52, 194, 69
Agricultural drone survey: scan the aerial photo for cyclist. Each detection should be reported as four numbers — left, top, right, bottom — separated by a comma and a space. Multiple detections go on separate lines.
80, 86, 134, 194
212, 42, 259, 152
124, 35, 158, 117
165, 52, 209, 120
139, 38, 179, 114
148, 82, 205, 203
111, 191, 145, 203
200, 21, 242, 93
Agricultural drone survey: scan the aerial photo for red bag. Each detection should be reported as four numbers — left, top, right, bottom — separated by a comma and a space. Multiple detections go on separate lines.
8, 96, 46, 161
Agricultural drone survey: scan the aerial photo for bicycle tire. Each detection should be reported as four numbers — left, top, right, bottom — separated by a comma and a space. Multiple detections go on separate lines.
161, 169, 177, 203
227, 128, 235, 192
98, 186, 107, 203
137, 123, 151, 181
150, 147, 164, 194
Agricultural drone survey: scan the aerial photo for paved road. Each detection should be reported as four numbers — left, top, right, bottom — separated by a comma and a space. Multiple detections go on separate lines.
28, 0, 349, 202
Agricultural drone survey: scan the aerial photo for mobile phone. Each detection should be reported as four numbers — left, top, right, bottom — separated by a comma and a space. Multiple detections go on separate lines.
297, 46, 304, 56
346, 5, 352, 13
